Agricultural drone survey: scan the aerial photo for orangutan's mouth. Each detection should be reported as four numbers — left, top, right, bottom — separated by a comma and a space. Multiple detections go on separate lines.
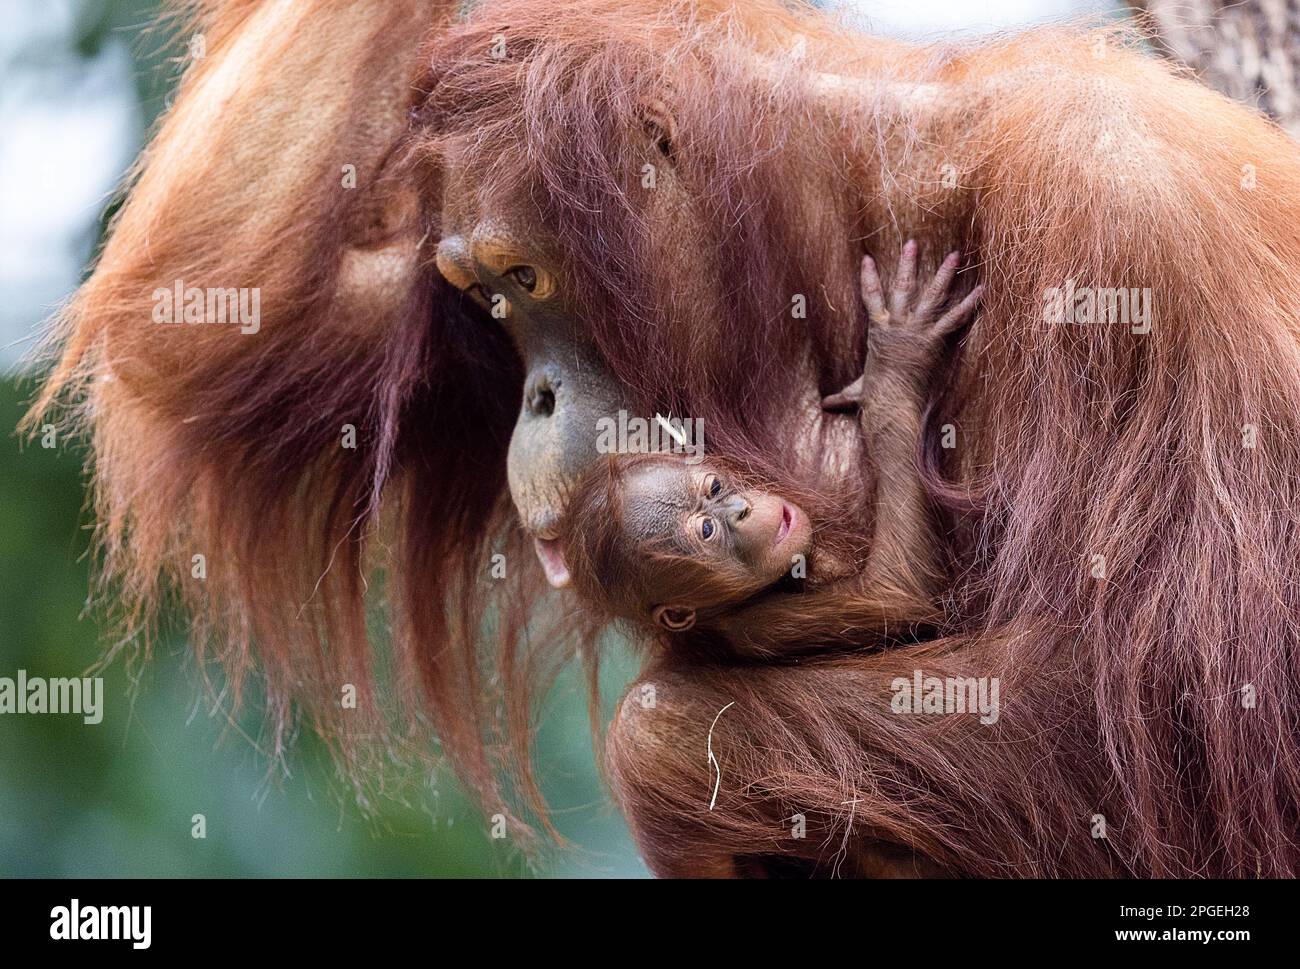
773, 504, 793, 546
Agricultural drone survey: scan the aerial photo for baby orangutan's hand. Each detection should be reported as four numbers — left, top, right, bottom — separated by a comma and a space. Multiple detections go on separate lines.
822, 239, 982, 411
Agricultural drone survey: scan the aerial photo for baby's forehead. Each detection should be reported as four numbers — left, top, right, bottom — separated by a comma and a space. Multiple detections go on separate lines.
619, 461, 697, 543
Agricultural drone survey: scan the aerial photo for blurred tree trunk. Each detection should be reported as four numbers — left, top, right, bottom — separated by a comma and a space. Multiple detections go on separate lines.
1132, 0, 1300, 138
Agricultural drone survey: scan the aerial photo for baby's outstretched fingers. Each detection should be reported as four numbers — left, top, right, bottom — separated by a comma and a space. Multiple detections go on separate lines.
889, 239, 919, 319
933, 284, 984, 336
860, 256, 889, 325
913, 251, 961, 322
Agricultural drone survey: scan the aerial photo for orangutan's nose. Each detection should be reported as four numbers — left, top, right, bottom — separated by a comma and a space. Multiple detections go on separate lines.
524, 371, 557, 418
723, 495, 750, 524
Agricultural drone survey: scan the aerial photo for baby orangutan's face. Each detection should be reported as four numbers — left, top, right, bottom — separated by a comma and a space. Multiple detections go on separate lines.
618, 459, 812, 631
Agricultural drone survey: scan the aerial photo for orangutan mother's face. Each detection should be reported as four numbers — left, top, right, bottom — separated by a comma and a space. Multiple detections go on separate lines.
432, 112, 706, 588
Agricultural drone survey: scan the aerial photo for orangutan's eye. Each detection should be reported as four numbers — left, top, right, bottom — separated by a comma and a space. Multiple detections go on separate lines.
700, 518, 715, 540
706, 474, 721, 498
507, 265, 537, 293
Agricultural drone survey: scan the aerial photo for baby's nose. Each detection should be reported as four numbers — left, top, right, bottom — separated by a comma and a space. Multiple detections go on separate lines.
722, 495, 750, 523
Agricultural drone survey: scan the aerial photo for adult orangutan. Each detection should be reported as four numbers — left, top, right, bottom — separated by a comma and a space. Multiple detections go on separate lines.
31, 0, 1300, 877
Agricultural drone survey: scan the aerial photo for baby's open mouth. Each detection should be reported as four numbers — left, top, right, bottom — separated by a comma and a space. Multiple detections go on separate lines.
773, 503, 793, 546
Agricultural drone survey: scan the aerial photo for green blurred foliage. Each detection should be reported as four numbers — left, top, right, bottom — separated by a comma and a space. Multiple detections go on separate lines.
0, 380, 645, 878
73, 0, 180, 128
0, 0, 646, 878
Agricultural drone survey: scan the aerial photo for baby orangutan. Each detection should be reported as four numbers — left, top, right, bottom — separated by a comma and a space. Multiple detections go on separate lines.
562, 242, 981, 657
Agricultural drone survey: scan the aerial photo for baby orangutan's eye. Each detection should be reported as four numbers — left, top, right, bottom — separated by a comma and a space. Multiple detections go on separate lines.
699, 517, 715, 540
706, 474, 722, 497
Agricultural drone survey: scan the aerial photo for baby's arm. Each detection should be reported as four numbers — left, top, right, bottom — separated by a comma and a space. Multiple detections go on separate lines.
822, 240, 981, 603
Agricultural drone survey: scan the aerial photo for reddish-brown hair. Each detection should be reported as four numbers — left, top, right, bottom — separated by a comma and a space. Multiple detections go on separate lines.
27, 0, 1300, 874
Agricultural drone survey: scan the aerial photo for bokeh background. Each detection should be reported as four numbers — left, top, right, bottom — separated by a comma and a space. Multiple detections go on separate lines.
2, 0, 1119, 877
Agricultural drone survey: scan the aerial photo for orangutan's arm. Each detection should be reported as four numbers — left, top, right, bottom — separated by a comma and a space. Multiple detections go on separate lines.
822, 242, 981, 603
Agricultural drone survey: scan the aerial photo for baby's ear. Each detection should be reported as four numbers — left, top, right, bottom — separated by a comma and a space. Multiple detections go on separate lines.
652, 604, 696, 632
